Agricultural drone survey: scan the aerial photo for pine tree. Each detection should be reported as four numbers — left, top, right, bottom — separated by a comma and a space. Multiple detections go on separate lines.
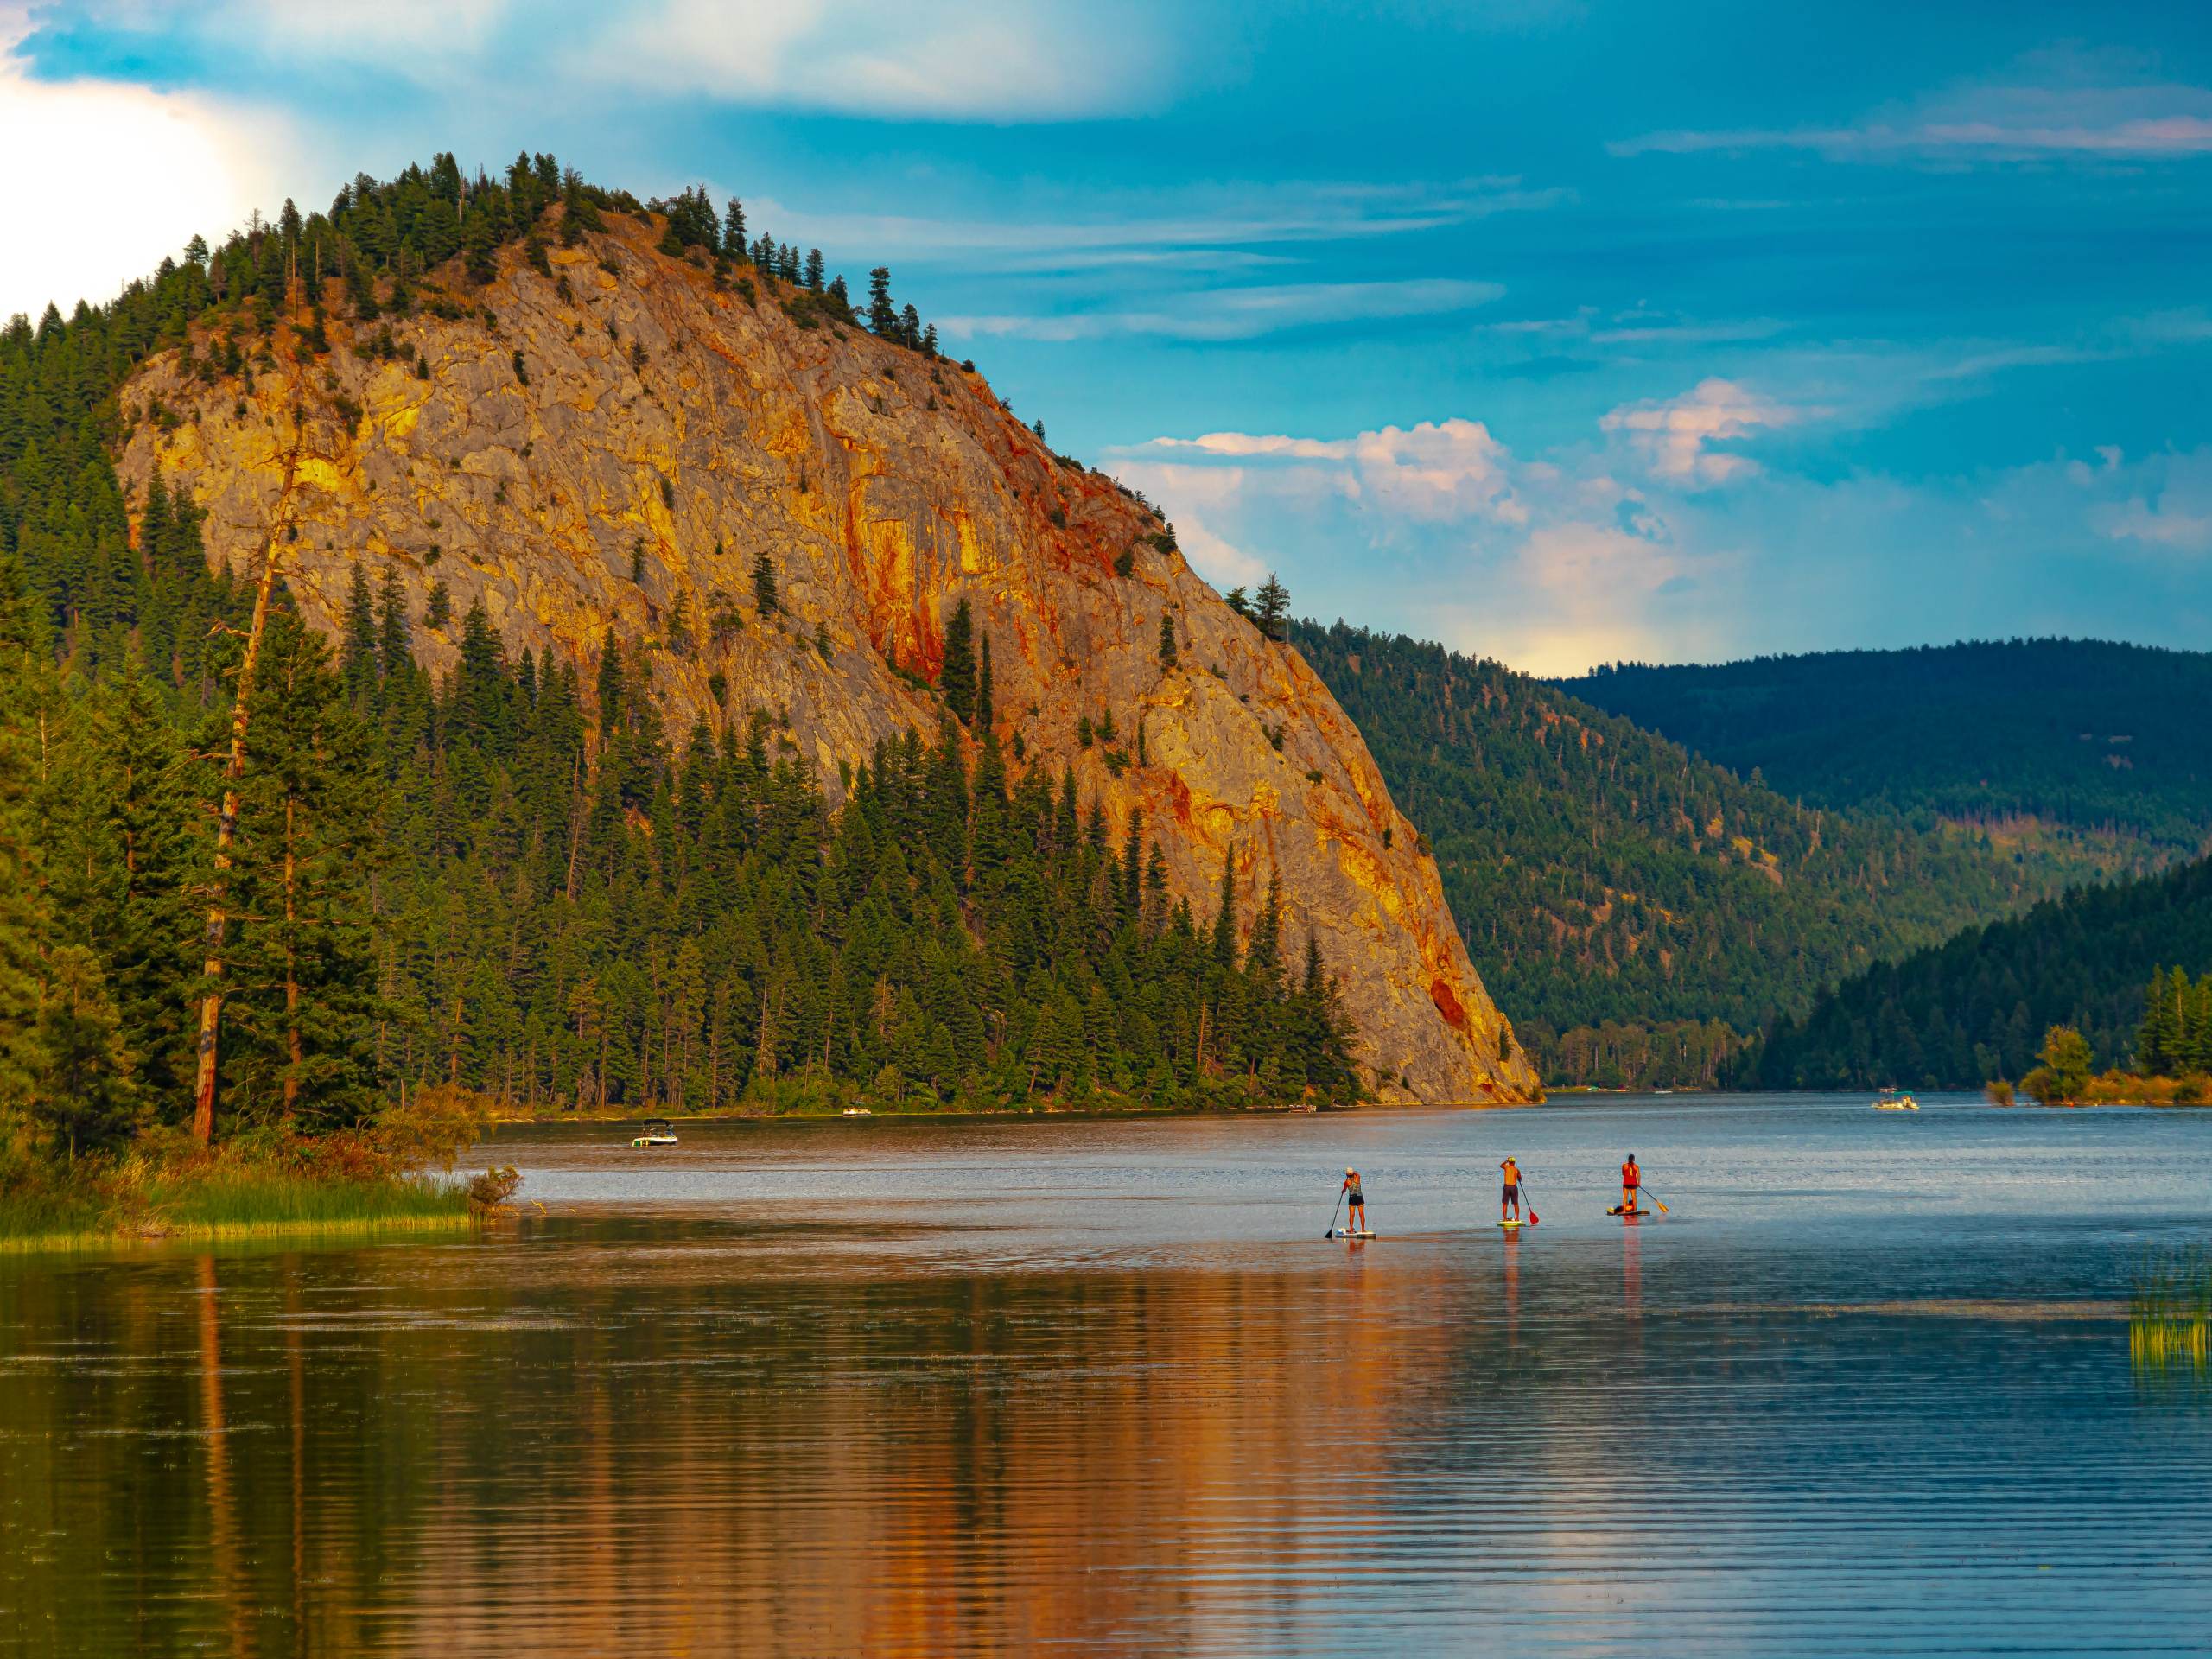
752, 552, 779, 617
0, 626, 48, 1120
941, 597, 976, 723
1211, 850, 1238, 968
91, 657, 201, 1109
341, 565, 378, 705
425, 578, 451, 630
1253, 573, 1289, 641
32, 946, 141, 1157
867, 267, 897, 336
376, 568, 411, 683
221, 613, 385, 1129
1158, 611, 1178, 669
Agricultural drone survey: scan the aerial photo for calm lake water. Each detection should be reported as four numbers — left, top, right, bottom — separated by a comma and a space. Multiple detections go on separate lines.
3, 1093, 2209, 1656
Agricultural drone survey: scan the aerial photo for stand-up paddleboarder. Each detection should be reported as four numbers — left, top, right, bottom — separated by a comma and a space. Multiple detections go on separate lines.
1500, 1156, 1524, 1224
1341, 1167, 1367, 1235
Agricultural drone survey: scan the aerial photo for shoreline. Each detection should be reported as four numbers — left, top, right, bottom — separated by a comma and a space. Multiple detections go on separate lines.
482, 1103, 1356, 1125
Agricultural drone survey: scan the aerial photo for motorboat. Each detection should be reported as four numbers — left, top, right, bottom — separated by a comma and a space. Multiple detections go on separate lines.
1872, 1089, 1919, 1111
841, 1107, 874, 1117
630, 1117, 679, 1147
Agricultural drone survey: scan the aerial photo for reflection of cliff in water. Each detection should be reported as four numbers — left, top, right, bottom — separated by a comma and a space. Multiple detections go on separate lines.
0, 1228, 1465, 1657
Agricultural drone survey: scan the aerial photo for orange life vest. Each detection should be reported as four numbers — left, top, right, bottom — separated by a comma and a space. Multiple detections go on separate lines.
1622, 1163, 1639, 1187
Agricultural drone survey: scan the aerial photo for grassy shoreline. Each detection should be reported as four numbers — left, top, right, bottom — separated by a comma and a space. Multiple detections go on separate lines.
0, 1162, 478, 1255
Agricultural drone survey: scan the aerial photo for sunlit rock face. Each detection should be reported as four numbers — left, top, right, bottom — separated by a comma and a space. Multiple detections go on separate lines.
117, 215, 1535, 1103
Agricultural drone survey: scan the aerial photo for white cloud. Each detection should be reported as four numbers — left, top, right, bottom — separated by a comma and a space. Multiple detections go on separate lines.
0, 16, 299, 317
2091, 450, 2212, 554
1488, 522, 1696, 676
1109, 411, 1694, 674
1175, 513, 1270, 588
1599, 378, 1808, 486
1133, 417, 1522, 521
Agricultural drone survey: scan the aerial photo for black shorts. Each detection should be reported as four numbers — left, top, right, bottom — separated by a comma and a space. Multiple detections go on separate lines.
1502, 1184, 1520, 1201
1346, 1192, 1364, 1206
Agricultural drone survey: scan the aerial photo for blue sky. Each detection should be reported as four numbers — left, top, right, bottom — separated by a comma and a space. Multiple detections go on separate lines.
3, 0, 2208, 673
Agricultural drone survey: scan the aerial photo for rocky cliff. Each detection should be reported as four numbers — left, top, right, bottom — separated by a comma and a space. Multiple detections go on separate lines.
115, 212, 1536, 1103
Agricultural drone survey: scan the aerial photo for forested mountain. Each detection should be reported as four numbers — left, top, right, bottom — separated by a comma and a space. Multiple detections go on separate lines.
99, 156, 1529, 1105
2, 147, 1510, 1175
1751, 855, 2212, 1090
3, 567, 1357, 1147
1560, 640, 2212, 857
1296, 623, 2096, 1088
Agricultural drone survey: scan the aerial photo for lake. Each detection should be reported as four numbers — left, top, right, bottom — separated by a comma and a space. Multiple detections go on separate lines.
3, 1093, 2209, 1656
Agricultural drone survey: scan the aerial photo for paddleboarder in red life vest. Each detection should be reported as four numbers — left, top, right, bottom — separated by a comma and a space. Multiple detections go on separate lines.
1620, 1154, 1642, 1215
1341, 1168, 1366, 1235
1500, 1156, 1524, 1224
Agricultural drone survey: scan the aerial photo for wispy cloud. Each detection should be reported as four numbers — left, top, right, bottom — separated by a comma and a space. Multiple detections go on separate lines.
1616, 50, 2212, 165
566, 0, 1173, 122
940, 277, 1504, 341
1599, 378, 1811, 486
754, 177, 1564, 268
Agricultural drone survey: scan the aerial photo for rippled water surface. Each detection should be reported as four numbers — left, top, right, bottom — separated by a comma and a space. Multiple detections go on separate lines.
5, 1094, 2210, 1656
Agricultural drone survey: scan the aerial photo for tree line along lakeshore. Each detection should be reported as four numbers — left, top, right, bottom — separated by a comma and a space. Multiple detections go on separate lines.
0, 151, 1363, 1234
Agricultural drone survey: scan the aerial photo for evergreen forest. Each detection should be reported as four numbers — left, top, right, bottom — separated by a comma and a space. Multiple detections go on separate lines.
0, 151, 1357, 1191
1562, 640, 2212, 856
1295, 621, 2094, 1088
1751, 853, 2212, 1090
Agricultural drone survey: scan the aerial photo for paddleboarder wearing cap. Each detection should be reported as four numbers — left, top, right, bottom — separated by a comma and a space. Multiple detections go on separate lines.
1341, 1167, 1366, 1234
1500, 1155, 1524, 1224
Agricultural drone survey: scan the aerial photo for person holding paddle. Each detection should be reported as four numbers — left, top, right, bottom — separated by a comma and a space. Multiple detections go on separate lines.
1500, 1156, 1525, 1224
1340, 1167, 1367, 1235
1619, 1154, 1642, 1215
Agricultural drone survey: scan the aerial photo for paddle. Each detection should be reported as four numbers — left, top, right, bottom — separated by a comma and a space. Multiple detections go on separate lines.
1638, 1184, 1669, 1216
1519, 1178, 1539, 1227
1325, 1190, 1345, 1240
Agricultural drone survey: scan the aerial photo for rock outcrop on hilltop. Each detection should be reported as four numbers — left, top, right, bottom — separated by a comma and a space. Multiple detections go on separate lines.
115, 212, 1536, 1103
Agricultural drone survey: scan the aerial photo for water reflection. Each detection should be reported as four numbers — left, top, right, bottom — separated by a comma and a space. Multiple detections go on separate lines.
4, 1101, 2212, 1656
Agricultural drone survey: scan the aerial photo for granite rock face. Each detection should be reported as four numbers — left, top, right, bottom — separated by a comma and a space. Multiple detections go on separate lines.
116, 218, 1536, 1103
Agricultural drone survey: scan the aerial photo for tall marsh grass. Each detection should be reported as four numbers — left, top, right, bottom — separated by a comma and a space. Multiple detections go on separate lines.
2131, 1248, 2211, 1375
0, 1130, 480, 1253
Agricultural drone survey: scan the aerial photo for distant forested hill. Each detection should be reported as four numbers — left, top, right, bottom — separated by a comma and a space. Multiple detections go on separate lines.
1295, 622, 2092, 1086
1557, 640, 2212, 855
1751, 855, 2212, 1090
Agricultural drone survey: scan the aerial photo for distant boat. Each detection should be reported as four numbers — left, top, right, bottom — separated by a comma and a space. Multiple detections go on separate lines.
630, 1117, 678, 1147
842, 1107, 873, 1117
1872, 1089, 1919, 1112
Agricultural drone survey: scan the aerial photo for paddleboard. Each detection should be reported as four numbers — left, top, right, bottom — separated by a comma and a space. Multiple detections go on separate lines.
1607, 1205, 1650, 1217
1498, 1219, 1527, 1229
1331, 1229, 1377, 1239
